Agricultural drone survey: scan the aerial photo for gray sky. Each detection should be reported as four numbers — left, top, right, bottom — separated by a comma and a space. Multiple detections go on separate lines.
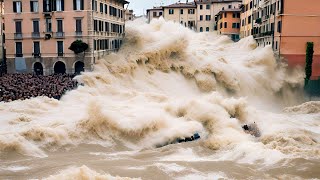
129, 0, 187, 16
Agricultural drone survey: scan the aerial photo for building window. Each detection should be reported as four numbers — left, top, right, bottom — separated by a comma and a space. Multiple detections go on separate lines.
104, 4, 107, 14
33, 41, 40, 55
248, 15, 251, 24
94, 0, 97, 11
43, 0, 51, 12
200, 15, 203, 21
275, 41, 278, 50
57, 41, 64, 56
33, 20, 39, 32
46, 18, 52, 32
94, 20, 97, 31
220, 22, 222, 29
16, 42, 23, 57
169, 9, 174, 14
205, 15, 211, 21
100, 3, 103, 13
105, 22, 109, 32
76, 19, 82, 32
13, 1, 22, 13
200, 27, 203, 32
32, 20, 40, 38
228, 5, 232, 9
200, 5, 203, 10
206, 27, 209, 32
206, 4, 210, 9
153, 12, 157, 17
277, 21, 282, 33
224, 13, 227, 18
15, 21, 22, 33
57, 19, 63, 32
159, 12, 163, 16
74, 0, 84, 10
224, 22, 227, 28
56, 0, 64, 11
188, 9, 194, 14
232, 23, 237, 28
30, 1, 39, 12
180, 9, 183, 14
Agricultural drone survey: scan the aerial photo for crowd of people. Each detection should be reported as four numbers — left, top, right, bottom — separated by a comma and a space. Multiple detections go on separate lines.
0, 73, 79, 102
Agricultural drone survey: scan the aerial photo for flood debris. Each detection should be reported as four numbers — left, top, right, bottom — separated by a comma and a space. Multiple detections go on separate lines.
242, 122, 261, 137
156, 133, 201, 148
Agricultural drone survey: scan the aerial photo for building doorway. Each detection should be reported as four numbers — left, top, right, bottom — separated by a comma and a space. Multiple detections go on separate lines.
74, 61, 84, 75
34, 62, 43, 75
54, 61, 66, 74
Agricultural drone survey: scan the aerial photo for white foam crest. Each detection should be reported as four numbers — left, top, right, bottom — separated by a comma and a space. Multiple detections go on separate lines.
0, 18, 317, 166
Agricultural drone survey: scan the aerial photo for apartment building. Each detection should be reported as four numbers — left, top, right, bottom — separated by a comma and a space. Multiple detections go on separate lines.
146, 7, 163, 23
195, 0, 241, 32
240, 0, 253, 38
162, 2, 197, 30
251, 0, 320, 79
4, 0, 128, 75
216, 9, 241, 41
0, 0, 3, 65
125, 9, 134, 21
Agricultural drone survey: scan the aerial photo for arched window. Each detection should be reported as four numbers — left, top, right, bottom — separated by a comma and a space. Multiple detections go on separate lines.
200, 27, 203, 32
54, 61, 66, 74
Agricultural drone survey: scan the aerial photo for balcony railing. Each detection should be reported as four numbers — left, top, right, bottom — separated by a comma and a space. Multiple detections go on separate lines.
14, 33, 23, 39
15, 53, 23, 57
32, 32, 41, 39
253, 31, 274, 38
75, 31, 82, 37
32, 53, 41, 58
58, 52, 64, 57
55, 32, 65, 38
255, 18, 262, 24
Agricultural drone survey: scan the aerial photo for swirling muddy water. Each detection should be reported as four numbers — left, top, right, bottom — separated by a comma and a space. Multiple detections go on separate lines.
1, 18, 319, 180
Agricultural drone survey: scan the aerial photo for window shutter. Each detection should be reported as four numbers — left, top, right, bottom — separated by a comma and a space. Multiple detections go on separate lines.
43, 0, 46, 12
61, 0, 64, 11
13, 2, 17, 12
73, 0, 76, 10
81, 0, 84, 10
30, 1, 33, 12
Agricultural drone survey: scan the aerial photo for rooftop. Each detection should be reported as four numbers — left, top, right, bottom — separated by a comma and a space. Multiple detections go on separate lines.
146, 6, 163, 12
215, 8, 241, 16
195, 0, 242, 4
162, 2, 197, 8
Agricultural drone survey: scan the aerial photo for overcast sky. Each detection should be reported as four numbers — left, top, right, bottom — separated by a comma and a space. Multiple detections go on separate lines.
129, 0, 187, 16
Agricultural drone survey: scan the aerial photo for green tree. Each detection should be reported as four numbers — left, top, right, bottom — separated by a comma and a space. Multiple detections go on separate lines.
305, 42, 314, 87
69, 40, 89, 54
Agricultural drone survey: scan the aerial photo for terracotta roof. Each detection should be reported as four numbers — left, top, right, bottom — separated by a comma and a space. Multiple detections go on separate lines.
146, 7, 163, 12
162, 2, 197, 8
215, 8, 241, 16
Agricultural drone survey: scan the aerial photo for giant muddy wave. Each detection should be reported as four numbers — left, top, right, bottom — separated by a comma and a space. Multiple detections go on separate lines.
0, 18, 319, 179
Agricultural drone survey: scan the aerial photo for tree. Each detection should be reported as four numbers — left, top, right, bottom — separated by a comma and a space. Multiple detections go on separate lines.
305, 42, 314, 87
69, 40, 89, 54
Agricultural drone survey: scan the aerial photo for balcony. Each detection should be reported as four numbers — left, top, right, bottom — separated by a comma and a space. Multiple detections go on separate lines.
58, 52, 64, 57
32, 53, 41, 58
253, 31, 274, 38
14, 33, 23, 40
75, 31, 82, 37
15, 53, 23, 57
32, 32, 41, 39
43, 9, 53, 17
55, 32, 65, 38
255, 18, 262, 24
